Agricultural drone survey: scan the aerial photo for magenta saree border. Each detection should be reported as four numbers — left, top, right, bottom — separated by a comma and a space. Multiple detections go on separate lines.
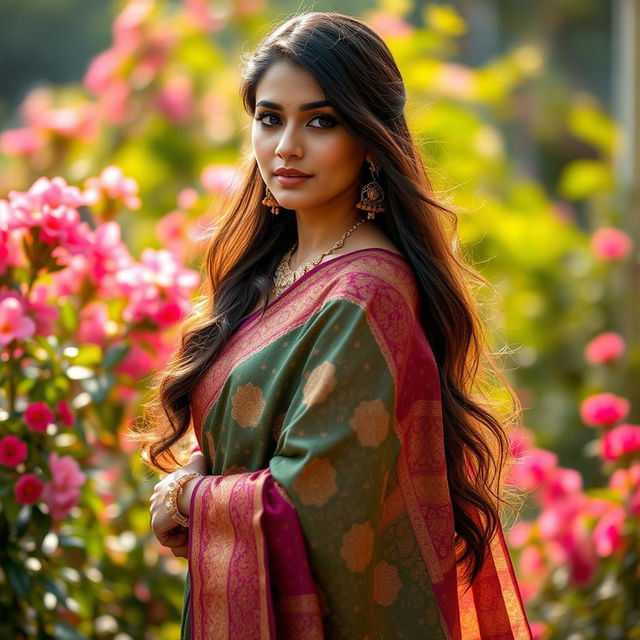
188, 470, 324, 639
236, 247, 406, 333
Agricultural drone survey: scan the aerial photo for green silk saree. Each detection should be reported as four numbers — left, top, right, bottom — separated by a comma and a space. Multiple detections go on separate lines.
180, 248, 531, 639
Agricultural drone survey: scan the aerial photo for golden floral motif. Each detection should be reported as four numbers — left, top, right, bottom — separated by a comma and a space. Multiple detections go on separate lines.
372, 561, 402, 606
223, 465, 248, 475
230, 382, 265, 427
340, 522, 374, 573
205, 431, 215, 461
293, 458, 338, 506
350, 399, 390, 447
302, 361, 337, 407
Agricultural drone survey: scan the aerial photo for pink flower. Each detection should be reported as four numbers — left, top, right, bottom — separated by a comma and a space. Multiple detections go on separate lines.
506, 447, 557, 491
15, 473, 44, 504
35, 104, 99, 141
0, 435, 28, 467
200, 164, 241, 196
609, 463, 640, 495
436, 63, 475, 99
78, 301, 111, 345
41, 452, 86, 521
580, 392, 630, 427
177, 188, 198, 210
155, 75, 193, 123
84, 166, 141, 211
593, 506, 625, 557
538, 467, 583, 507
184, 0, 228, 31
530, 622, 548, 640
0, 296, 36, 346
560, 527, 598, 586
367, 11, 414, 39
115, 249, 199, 328
24, 401, 55, 433
584, 332, 626, 365
28, 284, 59, 336
116, 342, 156, 380
156, 210, 189, 259
592, 228, 633, 261
508, 427, 534, 459
507, 521, 532, 548
601, 424, 640, 461
84, 49, 123, 94
0, 127, 45, 155
539, 501, 582, 540
56, 401, 75, 427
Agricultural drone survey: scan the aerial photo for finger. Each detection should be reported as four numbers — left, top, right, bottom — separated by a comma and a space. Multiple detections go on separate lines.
171, 545, 188, 558
158, 529, 188, 547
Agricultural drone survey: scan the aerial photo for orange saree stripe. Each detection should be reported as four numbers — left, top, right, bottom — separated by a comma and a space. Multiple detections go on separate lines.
189, 472, 273, 639
189, 475, 236, 639
251, 473, 271, 638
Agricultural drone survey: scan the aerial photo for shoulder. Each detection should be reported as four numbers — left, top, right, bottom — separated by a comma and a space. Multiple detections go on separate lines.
319, 249, 419, 323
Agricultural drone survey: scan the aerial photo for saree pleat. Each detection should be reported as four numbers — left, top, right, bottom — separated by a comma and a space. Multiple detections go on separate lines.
181, 248, 532, 640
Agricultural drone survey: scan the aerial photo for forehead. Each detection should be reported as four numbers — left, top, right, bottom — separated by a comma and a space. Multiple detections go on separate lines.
255, 60, 325, 104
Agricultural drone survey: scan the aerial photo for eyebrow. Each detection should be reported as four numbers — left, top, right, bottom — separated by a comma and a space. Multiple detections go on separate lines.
255, 99, 333, 111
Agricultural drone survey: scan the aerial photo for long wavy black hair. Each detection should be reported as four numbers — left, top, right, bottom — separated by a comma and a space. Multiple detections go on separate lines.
133, 11, 521, 586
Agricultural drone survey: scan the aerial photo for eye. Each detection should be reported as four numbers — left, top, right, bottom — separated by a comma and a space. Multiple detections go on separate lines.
253, 111, 339, 129
254, 111, 282, 127
308, 113, 338, 128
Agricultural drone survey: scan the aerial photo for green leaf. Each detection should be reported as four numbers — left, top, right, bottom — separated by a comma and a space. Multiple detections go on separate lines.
558, 159, 613, 200
103, 343, 130, 370
52, 622, 86, 640
424, 4, 467, 35
568, 100, 620, 156
14, 505, 31, 538
34, 335, 59, 362
32, 506, 52, 548
59, 302, 79, 333
72, 344, 102, 367
6, 562, 31, 597
42, 576, 67, 604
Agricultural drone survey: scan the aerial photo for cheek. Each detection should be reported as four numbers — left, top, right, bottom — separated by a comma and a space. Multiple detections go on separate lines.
251, 127, 273, 162
315, 135, 365, 174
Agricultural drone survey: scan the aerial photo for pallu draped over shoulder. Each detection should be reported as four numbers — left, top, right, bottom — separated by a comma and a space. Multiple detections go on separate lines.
180, 247, 532, 640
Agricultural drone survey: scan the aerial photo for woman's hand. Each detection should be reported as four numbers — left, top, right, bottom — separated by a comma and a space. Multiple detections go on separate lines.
149, 452, 207, 559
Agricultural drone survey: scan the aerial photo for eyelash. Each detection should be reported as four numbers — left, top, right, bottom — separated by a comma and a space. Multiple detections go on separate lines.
253, 111, 339, 129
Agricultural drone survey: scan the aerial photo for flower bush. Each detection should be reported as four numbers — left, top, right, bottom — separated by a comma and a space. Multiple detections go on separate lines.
0, 171, 199, 638
506, 227, 639, 639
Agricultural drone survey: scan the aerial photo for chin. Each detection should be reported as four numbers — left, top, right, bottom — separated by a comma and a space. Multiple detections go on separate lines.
273, 194, 322, 211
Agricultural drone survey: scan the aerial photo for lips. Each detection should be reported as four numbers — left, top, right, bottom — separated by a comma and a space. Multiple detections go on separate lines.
274, 168, 312, 177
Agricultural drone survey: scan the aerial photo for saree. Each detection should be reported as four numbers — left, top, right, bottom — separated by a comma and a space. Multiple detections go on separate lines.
180, 247, 532, 640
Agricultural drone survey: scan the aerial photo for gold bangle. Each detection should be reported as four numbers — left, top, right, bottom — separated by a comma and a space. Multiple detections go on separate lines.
162, 472, 201, 527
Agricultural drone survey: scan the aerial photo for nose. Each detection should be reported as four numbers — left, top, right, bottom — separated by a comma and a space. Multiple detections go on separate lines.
274, 122, 303, 161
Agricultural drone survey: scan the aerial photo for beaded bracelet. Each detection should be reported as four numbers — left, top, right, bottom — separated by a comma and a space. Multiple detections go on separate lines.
163, 472, 202, 527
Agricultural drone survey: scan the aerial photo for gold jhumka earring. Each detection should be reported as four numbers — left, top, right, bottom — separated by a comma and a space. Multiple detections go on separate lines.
262, 186, 281, 215
355, 160, 385, 219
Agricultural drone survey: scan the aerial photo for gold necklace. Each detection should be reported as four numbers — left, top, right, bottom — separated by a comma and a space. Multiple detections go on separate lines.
271, 217, 369, 297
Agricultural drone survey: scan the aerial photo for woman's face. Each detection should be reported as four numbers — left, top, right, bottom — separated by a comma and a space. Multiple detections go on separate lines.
251, 59, 369, 214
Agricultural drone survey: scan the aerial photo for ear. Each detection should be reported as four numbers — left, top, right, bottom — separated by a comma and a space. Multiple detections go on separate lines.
365, 152, 375, 165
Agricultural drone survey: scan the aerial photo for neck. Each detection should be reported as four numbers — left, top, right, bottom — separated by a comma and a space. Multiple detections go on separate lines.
291, 200, 364, 268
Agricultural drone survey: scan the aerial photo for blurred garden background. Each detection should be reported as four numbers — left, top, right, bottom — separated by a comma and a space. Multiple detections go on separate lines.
0, 0, 638, 638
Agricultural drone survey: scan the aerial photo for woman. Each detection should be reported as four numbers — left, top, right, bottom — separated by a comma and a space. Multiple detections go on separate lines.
140, 11, 532, 640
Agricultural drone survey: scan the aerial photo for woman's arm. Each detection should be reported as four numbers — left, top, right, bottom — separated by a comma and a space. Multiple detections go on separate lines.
149, 450, 207, 558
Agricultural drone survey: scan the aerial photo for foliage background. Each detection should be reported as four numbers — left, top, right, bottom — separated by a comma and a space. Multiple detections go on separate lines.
0, 1, 637, 638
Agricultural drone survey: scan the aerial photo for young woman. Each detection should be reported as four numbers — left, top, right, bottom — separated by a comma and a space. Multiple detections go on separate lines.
140, 11, 532, 640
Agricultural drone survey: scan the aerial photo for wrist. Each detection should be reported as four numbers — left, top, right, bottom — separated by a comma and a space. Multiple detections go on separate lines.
177, 476, 201, 518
